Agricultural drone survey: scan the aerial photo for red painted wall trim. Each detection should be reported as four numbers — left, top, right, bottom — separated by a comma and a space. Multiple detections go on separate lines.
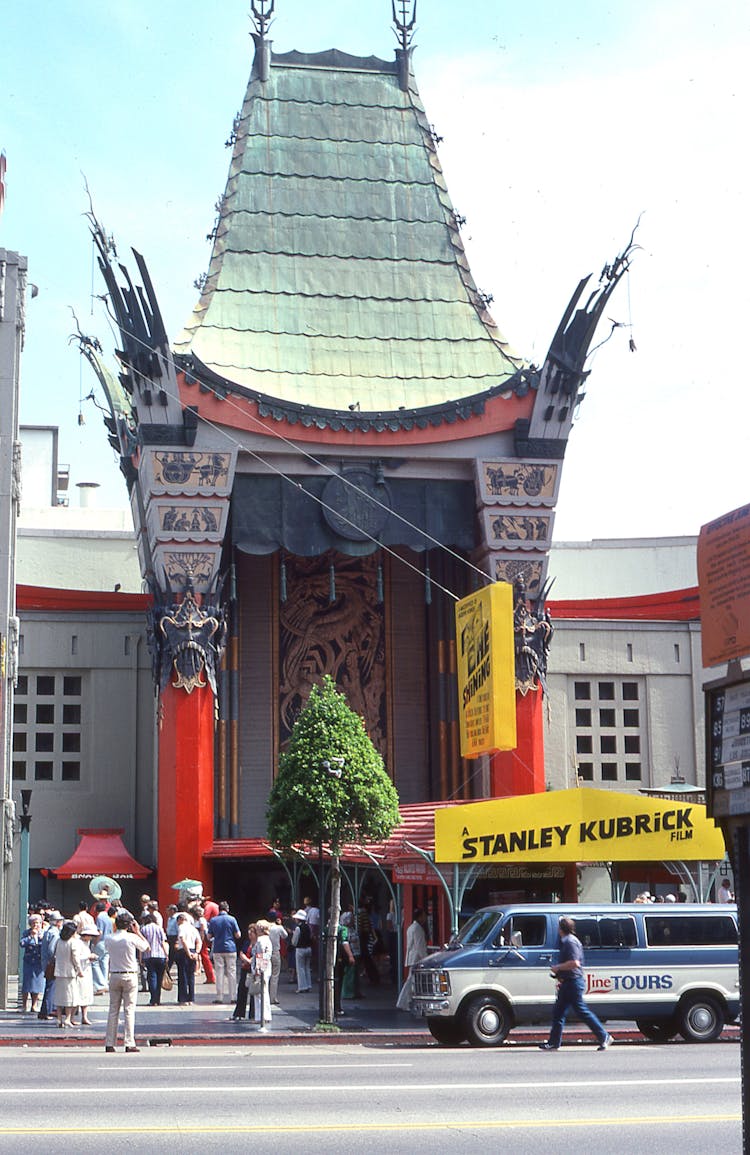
548, 586, 700, 621
178, 374, 534, 447
17, 585, 151, 612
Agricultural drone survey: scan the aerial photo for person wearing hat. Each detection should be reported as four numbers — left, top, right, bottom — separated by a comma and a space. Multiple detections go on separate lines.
291, 910, 312, 993
38, 911, 63, 1021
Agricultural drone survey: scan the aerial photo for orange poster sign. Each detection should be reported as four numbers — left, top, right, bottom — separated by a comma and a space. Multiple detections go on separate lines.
698, 503, 750, 667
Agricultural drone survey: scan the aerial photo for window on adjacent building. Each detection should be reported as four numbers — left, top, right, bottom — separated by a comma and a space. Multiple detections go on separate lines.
12, 671, 84, 786
570, 677, 648, 789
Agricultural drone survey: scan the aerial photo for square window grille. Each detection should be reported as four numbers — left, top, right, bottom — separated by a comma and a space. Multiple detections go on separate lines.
600, 735, 617, 754
574, 682, 591, 701
34, 762, 53, 781
625, 763, 642, 781
624, 735, 641, 754
598, 682, 615, 701
576, 735, 593, 754
63, 676, 82, 696
36, 703, 54, 724
601, 763, 618, 781
575, 709, 592, 727
36, 676, 55, 696
622, 682, 639, 701
577, 763, 594, 781
599, 708, 616, 727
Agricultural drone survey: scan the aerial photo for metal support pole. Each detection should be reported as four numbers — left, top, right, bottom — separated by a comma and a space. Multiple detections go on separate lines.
734, 824, 750, 1155
16, 791, 31, 982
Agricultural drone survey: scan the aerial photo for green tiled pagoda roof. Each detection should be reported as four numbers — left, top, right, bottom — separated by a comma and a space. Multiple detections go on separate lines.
174, 46, 525, 413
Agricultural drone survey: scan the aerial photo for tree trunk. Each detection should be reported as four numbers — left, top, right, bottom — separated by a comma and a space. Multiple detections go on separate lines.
321, 854, 341, 1024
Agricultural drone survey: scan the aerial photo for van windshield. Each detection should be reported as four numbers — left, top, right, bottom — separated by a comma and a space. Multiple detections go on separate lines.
455, 911, 502, 946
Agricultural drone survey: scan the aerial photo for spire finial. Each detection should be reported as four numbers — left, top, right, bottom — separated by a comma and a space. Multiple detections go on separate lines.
392, 0, 417, 52
251, 0, 275, 39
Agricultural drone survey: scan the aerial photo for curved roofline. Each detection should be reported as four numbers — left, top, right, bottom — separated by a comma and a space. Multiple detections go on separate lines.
176, 353, 538, 434
271, 48, 399, 74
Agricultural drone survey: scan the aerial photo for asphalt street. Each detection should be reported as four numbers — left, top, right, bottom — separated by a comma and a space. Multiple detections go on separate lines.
0, 1039, 740, 1152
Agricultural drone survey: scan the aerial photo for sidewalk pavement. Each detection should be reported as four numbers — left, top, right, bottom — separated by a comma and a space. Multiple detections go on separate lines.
0, 971, 430, 1047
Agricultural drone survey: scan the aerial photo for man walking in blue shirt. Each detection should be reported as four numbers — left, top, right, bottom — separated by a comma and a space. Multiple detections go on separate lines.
540, 916, 614, 1052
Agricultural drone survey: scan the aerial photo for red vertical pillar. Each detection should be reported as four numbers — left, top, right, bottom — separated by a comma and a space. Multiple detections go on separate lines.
157, 681, 215, 913
489, 690, 546, 798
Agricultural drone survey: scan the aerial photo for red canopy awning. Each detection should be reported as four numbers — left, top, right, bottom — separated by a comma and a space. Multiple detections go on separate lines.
51, 828, 151, 879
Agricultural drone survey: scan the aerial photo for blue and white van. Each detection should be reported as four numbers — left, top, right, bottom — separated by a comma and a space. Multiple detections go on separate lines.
410, 903, 739, 1045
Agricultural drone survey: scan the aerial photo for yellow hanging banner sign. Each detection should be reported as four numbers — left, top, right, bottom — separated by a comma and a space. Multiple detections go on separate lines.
455, 582, 516, 758
435, 787, 727, 863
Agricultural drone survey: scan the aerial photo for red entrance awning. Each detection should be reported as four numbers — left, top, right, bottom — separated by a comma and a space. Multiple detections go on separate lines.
50, 828, 151, 879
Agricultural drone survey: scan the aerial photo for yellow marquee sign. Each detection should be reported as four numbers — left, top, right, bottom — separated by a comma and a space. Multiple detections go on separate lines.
434, 787, 727, 864
455, 582, 516, 757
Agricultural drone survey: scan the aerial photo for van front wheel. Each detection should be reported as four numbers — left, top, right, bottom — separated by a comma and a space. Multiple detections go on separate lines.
678, 995, 724, 1042
463, 995, 511, 1046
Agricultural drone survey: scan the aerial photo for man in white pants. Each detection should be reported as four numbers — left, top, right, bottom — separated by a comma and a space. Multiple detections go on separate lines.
104, 911, 149, 1053
207, 901, 241, 1004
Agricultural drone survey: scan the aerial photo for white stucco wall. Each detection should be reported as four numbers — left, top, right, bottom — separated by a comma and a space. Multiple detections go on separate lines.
17, 507, 141, 593
548, 537, 698, 598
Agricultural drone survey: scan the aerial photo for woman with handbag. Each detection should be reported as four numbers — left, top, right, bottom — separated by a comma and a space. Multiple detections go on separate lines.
251, 920, 273, 1026
174, 912, 202, 1005
231, 924, 257, 1020
141, 912, 169, 1005
20, 914, 45, 1013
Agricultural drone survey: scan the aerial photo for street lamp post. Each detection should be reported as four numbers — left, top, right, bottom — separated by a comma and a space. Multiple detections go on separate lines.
16, 790, 32, 981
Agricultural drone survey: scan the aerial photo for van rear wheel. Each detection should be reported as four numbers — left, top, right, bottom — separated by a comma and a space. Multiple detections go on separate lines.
427, 1018, 466, 1046
636, 1018, 677, 1042
678, 995, 724, 1042
463, 994, 511, 1046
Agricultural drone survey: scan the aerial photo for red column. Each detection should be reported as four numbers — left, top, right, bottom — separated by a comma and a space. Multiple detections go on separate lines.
489, 689, 546, 798
157, 681, 215, 913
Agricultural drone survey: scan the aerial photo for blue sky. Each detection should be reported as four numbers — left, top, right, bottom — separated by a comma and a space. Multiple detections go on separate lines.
2, 0, 748, 540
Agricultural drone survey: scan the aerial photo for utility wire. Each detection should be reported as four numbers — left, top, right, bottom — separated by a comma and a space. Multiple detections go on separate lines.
94, 296, 504, 601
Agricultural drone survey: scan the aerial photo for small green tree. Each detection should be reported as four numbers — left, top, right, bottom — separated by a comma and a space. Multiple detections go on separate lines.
266, 674, 400, 1024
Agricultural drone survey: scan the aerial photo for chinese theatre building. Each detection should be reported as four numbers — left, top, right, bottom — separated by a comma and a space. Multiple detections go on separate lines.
83, 3, 634, 909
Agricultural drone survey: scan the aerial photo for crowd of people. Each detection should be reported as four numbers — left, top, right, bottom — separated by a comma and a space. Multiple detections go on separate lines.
19, 891, 402, 1049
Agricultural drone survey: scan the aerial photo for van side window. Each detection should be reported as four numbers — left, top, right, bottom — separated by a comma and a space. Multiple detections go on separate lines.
572, 917, 599, 949
597, 916, 637, 948
497, 915, 546, 948
645, 915, 738, 947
